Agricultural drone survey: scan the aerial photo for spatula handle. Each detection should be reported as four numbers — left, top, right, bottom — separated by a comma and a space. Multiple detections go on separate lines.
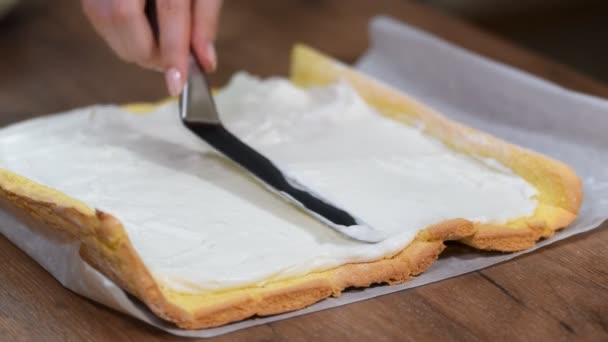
144, 0, 159, 42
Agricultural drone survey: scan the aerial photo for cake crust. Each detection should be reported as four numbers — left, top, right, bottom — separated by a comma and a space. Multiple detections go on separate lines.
0, 45, 582, 329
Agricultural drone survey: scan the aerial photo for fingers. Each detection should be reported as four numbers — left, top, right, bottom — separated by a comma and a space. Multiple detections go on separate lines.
156, 0, 191, 96
82, 0, 160, 69
191, 0, 223, 72
82, 0, 223, 96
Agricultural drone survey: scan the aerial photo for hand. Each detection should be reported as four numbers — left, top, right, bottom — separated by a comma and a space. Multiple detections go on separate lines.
82, 0, 223, 96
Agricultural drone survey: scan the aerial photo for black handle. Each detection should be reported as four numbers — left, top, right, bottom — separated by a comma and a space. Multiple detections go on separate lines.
144, 0, 159, 42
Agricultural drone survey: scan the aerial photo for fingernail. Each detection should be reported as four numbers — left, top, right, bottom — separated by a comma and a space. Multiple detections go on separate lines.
206, 43, 217, 72
165, 67, 183, 97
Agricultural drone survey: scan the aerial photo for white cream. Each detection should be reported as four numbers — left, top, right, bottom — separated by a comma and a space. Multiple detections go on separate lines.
0, 73, 538, 294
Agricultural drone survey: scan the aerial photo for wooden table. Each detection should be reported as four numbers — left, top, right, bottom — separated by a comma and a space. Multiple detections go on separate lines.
1, 1, 606, 340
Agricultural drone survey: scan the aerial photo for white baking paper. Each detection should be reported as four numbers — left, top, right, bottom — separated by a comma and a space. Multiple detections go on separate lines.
1, 16, 607, 338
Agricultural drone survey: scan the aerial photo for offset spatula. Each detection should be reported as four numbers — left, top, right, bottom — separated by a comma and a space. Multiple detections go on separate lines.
179, 58, 386, 243
144, 0, 384, 242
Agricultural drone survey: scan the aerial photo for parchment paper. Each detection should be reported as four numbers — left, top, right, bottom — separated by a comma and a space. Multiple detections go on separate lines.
1, 16, 607, 338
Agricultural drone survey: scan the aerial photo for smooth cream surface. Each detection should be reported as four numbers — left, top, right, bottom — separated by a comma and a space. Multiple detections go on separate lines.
0, 73, 538, 293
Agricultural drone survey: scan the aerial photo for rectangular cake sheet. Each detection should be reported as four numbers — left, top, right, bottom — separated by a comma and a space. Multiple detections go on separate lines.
1, 16, 607, 338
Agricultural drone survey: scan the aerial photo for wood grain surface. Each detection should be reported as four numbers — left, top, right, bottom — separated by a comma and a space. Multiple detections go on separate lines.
0, 1, 606, 341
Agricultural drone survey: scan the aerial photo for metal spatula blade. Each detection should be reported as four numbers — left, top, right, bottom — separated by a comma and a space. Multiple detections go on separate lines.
179, 57, 387, 243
